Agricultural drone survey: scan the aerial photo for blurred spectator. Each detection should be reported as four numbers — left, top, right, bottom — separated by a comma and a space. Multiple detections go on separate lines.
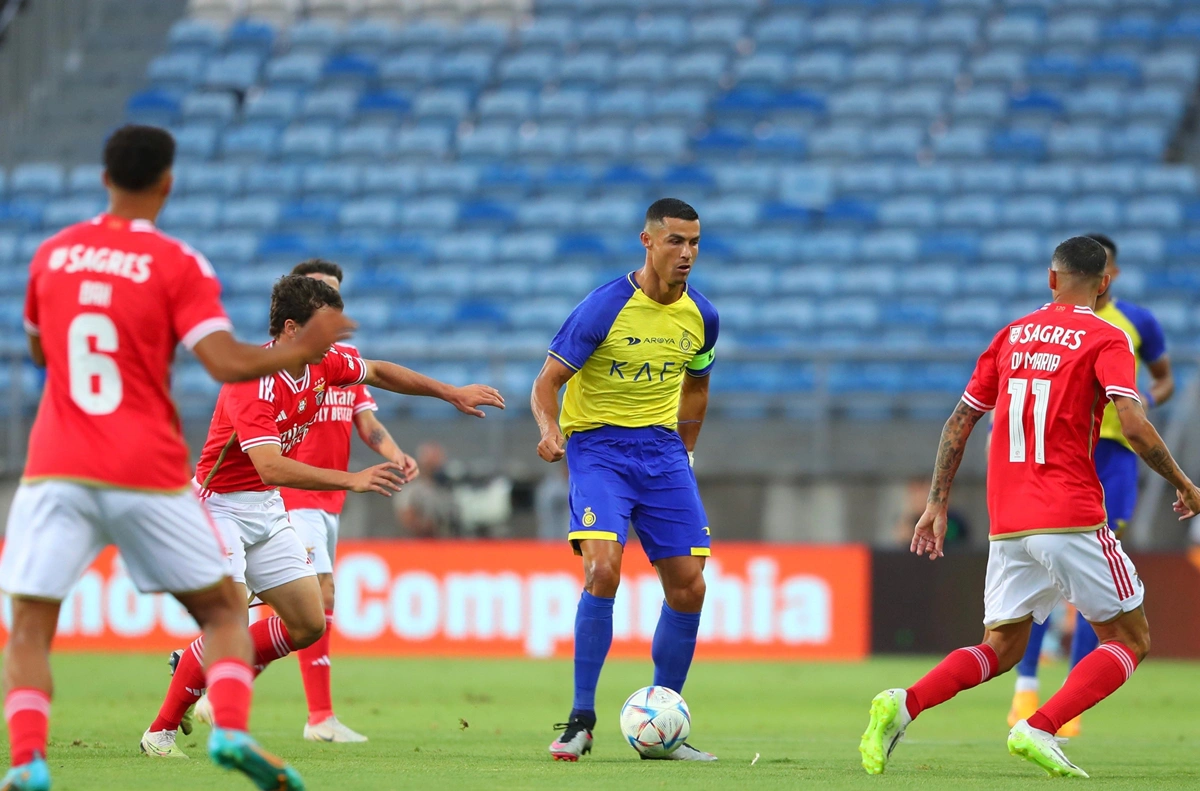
394, 443, 459, 538
891, 479, 971, 546
535, 464, 570, 542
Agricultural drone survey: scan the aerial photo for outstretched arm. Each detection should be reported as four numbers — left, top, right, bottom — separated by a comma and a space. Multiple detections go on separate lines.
913, 399, 986, 559
354, 409, 419, 481
1114, 395, 1200, 519
363, 360, 505, 418
245, 444, 404, 496
531, 356, 575, 462
192, 309, 355, 383
677, 373, 710, 455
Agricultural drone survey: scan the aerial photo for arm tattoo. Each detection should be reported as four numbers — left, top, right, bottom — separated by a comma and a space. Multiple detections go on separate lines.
1140, 442, 1179, 482
928, 400, 984, 507
366, 427, 387, 451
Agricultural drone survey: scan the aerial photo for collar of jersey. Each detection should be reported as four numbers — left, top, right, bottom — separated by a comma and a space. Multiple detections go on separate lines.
92, 213, 156, 233
1040, 302, 1094, 315
626, 271, 691, 306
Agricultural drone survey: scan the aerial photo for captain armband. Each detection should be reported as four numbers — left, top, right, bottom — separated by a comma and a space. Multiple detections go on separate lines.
686, 348, 715, 373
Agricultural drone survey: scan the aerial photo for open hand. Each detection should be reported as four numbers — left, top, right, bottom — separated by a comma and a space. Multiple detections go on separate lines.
349, 462, 405, 496
911, 504, 948, 560
538, 430, 566, 463
295, 309, 357, 357
394, 451, 420, 483
449, 384, 505, 418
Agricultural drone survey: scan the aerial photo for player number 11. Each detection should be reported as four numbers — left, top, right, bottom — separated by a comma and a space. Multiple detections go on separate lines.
1007, 377, 1051, 464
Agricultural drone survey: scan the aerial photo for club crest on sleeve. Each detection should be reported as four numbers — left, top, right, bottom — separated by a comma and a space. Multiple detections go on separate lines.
1009, 325, 1022, 344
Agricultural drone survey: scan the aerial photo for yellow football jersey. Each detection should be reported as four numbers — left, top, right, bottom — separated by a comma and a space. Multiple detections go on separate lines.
548, 273, 719, 437
1096, 299, 1167, 450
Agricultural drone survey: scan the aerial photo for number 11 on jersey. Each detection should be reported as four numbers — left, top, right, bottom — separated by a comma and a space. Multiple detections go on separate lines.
1008, 377, 1051, 464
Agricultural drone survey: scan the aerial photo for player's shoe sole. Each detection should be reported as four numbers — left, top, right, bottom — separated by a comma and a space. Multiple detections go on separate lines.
0, 756, 50, 791
859, 689, 909, 775
1008, 720, 1089, 778
209, 728, 305, 791
1008, 689, 1039, 728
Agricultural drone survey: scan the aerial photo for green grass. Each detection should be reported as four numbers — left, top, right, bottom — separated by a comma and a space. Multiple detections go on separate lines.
7, 653, 1200, 789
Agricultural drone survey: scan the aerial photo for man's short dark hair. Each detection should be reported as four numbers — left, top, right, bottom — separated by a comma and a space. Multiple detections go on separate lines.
269, 274, 344, 337
1052, 236, 1108, 278
1084, 233, 1118, 259
291, 258, 344, 283
103, 125, 175, 192
645, 198, 699, 226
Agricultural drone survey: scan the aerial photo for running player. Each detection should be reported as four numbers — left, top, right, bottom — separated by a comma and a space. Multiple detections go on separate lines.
532, 199, 719, 762
142, 275, 503, 757
0, 125, 350, 790
1008, 233, 1175, 736
859, 237, 1200, 778
283, 259, 418, 743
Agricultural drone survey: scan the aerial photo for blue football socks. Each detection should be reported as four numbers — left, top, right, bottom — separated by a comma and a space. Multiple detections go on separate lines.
1016, 615, 1050, 679
1069, 609, 1099, 669
571, 590, 614, 717
652, 602, 702, 695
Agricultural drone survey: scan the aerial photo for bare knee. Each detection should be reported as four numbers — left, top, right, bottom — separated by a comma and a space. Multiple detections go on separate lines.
584, 559, 621, 598
664, 573, 706, 613
1116, 626, 1151, 663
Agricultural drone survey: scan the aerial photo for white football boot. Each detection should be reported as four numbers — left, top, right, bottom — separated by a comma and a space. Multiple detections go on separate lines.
304, 716, 369, 743
1008, 720, 1089, 778
193, 693, 214, 728
859, 688, 912, 775
549, 717, 594, 761
140, 729, 188, 759
641, 742, 718, 761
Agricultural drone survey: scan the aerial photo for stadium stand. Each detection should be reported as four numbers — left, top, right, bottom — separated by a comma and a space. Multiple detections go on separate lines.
3, 0, 1200, 417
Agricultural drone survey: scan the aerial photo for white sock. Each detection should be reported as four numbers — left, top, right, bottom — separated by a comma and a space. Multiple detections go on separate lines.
1015, 676, 1039, 694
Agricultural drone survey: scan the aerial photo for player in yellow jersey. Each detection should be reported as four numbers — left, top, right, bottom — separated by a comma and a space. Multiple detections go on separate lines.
532, 199, 719, 762
1008, 233, 1175, 736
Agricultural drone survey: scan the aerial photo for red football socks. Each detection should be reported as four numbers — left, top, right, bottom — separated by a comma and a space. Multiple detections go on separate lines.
298, 610, 335, 725
1028, 642, 1137, 735
150, 638, 206, 732
6, 688, 50, 766
906, 644, 999, 720
206, 659, 255, 732
251, 615, 297, 672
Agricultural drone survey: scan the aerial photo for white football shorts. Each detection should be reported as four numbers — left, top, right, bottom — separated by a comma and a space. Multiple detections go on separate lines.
0, 481, 229, 600
287, 508, 339, 575
983, 528, 1144, 628
199, 487, 315, 597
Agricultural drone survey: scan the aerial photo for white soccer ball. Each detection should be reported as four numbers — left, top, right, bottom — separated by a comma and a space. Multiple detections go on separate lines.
619, 686, 691, 758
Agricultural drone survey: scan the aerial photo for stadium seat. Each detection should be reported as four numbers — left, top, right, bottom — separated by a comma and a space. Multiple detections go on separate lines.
127, 90, 182, 126
244, 164, 301, 196
1001, 195, 1061, 229
9, 164, 65, 199
265, 53, 325, 88
66, 165, 105, 198
173, 125, 221, 160
148, 53, 208, 91
204, 53, 263, 92
934, 126, 988, 159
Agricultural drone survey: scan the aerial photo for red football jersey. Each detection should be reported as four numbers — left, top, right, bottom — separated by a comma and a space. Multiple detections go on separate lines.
965, 303, 1141, 539
23, 214, 232, 491
195, 346, 367, 495
280, 344, 378, 514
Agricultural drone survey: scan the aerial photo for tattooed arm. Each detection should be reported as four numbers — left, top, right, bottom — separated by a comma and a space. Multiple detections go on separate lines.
354, 409, 420, 482
1113, 395, 1200, 519
912, 399, 986, 560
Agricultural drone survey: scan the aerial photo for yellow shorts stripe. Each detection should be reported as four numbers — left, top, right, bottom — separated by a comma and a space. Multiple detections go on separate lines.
567, 530, 620, 542
690, 547, 711, 557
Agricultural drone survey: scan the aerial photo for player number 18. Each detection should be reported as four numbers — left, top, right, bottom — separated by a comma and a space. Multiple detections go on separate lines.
68, 313, 122, 415
1007, 377, 1051, 464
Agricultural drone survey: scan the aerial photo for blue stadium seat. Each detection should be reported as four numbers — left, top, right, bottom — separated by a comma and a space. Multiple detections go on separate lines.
537, 90, 591, 122
819, 298, 880, 331
160, 197, 221, 232
1064, 197, 1120, 228
458, 125, 517, 161
458, 201, 516, 230
475, 164, 534, 200
868, 13, 922, 48
395, 126, 453, 160
962, 263, 1021, 296
578, 15, 632, 49
287, 19, 340, 55
199, 232, 258, 266
1129, 89, 1186, 124
399, 199, 458, 231
0, 202, 44, 233
578, 197, 640, 230
1001, 195, 1060, 229
323, 54, 380, 86
356, 90, 410, 122
1047, 14, 1100, 47
1048, 125, 1105, 160
225, 19, 275, 57
395, 19, 451, 50
280, 124, 335, 161
810, 13, 864, 49
341, 19, 400, 55
1064, 87, 1123, 123
753, 14, 807, 53
793, 51, 847, 87
899, 265, 960, 298
204, 53, 262, 92
573, 125, 629, 161
926, 13, 979, 48
278, 199, 339, 232
1140, 166, 1198, 196
300, 88, 358, 122
220, 197, 281, 230
181, 91, 238, 124
478, 90, 534, 121
1020, 164, 1077, 195
829, 87, 883, 121
265, 54, 324, 88
244, 164, 301, 196
837, 164, 894, 196
379, 52, 435, 87
148, 53, 207, 90
517, 125, 572, 161
336, 125, 392, 161
1078, 164, 1137, 195
691, 14, 745, 48
168, 19, 224, 55
413, 89, 472, 122
735, 53, 791, 88
66, 164, 105, 198
497, 233, 557, 264
632, 15, 688, 48
942, 195, 998, 228
1087, 54, 1141, 88
808, 125, 865, 161
301, 163, 360, 196
1026, 54, 1083, 89
988, 15, 1043, 47
799, 231, 858, 263
852, 52, 906, 87
593, 89, 647, 121
10, 164, 64, 200
437, 52, 494, 87
861, 230, 919, 262
668, 52, 727, 87
1126, 197, 1183, 230
1108, 125, 1168, 162
870, 125, 924, 160
558, 52, 612, 87
887, 88, 944, 121
243, 89, 298, 124
919, 232, 981, 262
897, 164, 956, 195
338, 197, 400, 230
712, 164, 776, 196
42, 198, 104, 230
907, 52, 961, 86
951, 88, 1008, 122
1116, 232, 1164, 266
632, 127, 688, 160
126, 89, 182, 126
1143, 51, 1200, 86
970, 51, 1025, 85
420, 164, 481, 196
990, 130, 1046, 162
934, 126, 988, 159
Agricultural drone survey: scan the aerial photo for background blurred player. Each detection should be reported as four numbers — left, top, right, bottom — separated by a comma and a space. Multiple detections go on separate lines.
0, 125, 352, 790
531, 199, 719, 762
859, 237, 1200, 779
282, 259, 419, 743
1009, 233, 1176, 736
144, 275, 503, 756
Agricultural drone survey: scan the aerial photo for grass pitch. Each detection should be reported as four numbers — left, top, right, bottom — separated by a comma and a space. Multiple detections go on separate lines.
6, 653, 1200, 790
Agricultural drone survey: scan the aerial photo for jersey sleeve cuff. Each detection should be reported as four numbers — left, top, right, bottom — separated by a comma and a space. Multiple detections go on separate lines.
239, 436, 282, 452
23, 318, 39, 337
181, 317, 234, 350
685, 365, 713, 378
547, 350, 581, 372
961, 392, 994, 412
352, 401, 378, 415
1105, 386, 1141, 403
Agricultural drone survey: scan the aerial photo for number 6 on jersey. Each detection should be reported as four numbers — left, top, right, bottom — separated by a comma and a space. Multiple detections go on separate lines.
68, 313, 122, 415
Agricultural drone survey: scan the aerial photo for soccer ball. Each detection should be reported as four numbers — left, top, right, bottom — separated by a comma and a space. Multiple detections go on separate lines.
619, 686, 691, 758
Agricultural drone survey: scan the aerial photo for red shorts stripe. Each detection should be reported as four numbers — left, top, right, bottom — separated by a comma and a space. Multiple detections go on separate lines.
1097, 529, 1132, 600
1102, 528, 1135, 599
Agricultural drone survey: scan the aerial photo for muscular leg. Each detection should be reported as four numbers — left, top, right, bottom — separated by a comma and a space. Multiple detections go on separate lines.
1028, 607, 1148, 735
173, 579, 254, 731
906, 619, 1031, 721
297, 573, 336, 724
4, 599, 59, 767
650, 555, 706, 694
571, 540, 623, 720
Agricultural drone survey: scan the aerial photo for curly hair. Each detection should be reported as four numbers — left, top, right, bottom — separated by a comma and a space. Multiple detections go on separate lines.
269, 274, 344, 337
